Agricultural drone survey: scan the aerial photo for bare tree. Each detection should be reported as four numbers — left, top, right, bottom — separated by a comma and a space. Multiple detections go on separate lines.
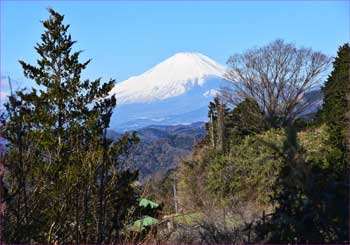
223, 39, 331, 126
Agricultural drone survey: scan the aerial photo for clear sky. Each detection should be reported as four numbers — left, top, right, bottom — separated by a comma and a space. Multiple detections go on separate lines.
1, 1, 349, 92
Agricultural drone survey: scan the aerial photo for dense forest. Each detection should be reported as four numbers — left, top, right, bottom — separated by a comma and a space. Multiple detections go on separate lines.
0, 9, 349, 244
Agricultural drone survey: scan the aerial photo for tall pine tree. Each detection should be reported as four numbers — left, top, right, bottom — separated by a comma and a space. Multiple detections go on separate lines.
321, 43, 350, 173
1, 9, 140, 243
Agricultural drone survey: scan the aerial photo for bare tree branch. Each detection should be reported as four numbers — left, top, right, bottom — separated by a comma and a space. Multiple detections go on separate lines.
223, 39, 331, 126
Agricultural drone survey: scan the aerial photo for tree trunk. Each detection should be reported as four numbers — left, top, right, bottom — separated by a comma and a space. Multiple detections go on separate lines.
210, 113, 215, 148
217, 104, 225, 152
97, 128, 107, 243
173, 174, 178, 215
83, 186, 89, 243
346, 65, 350, 164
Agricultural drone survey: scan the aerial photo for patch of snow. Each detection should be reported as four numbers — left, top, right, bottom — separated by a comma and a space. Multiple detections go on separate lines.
203, 89, 219, 97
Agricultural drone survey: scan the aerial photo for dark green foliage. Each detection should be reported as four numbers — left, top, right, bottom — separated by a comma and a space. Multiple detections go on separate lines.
208, 129, 284, 204
145, 169, 177, 214
225, 98, 268, 144
321, 43, 350, 173
207, 97, 227, 122
258, 168, 349, 243
254, 125, 349, 243
205, 97, 267, 152
205, 96, 229, 150
180, 98, 271, 207
1, 9, 140, 243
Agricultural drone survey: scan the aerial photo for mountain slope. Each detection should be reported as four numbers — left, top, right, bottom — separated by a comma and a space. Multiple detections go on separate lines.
110, 52, 227, 130
110, 52, 226, 104
115, 122, 207, 179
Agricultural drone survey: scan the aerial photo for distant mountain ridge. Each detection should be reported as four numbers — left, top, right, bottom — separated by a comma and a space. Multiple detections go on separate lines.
110, 122, 206, 179
110, 52, 226, 104
110, 52, 227, 130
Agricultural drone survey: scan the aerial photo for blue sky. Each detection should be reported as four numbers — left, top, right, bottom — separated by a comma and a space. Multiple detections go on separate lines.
1, 1, 349, 92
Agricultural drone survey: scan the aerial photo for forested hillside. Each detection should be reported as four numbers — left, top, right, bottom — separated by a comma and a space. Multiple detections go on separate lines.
145, 41, 350, 244
115, 122, 206, 178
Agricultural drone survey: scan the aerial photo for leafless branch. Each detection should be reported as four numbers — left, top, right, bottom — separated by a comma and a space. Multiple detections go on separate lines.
223, 39, 331, 126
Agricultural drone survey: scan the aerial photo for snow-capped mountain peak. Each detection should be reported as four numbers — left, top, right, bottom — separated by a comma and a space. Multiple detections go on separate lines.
110, 52, 226, 104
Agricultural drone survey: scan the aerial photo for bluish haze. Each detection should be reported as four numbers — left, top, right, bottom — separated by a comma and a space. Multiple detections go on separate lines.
1, 1, 349, 91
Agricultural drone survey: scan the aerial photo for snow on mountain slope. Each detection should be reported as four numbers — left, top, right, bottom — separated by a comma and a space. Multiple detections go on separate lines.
110, 52, 226, 104
110, 52, 227, 130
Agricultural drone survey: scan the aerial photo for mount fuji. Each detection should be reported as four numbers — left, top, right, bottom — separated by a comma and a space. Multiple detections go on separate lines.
110, 52, 227, 131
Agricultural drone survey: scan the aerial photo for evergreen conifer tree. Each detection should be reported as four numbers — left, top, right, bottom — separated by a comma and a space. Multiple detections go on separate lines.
1, 9, 140, 243
321, 43, 350, 173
